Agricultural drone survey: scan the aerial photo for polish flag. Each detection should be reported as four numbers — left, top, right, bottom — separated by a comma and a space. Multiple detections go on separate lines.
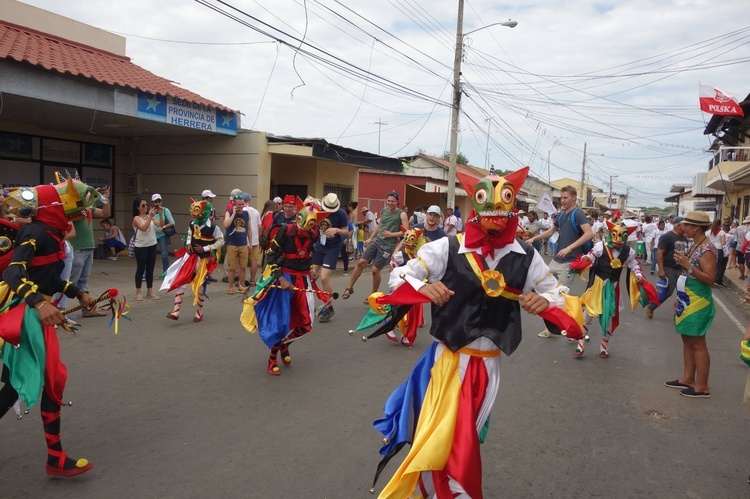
699, 82, 744, 117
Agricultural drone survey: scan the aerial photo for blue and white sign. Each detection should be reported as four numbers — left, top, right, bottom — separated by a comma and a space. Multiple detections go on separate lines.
137, 92, 238, 135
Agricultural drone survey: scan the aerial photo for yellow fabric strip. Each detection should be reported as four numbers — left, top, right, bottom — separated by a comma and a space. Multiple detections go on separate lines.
191, 258, 211, 306
581, 275, 605, 317
458, 346, 501, 358
379, 348, 461, 499
8, 261, 27, 268
628, 272, 640, 312
62, 281, 71, 293
19, 239, 36, 249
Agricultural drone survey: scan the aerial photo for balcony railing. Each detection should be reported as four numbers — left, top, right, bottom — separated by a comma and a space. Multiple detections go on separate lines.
708, 146, 750, 170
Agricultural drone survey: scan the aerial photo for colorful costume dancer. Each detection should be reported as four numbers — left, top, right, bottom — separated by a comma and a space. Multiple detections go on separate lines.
571, 221, 657, 358
385, 227, 427, 347
0, 181, 98, 477
241, 199, 330, 375
161, 200, 224, 322
368, 167, 583, 498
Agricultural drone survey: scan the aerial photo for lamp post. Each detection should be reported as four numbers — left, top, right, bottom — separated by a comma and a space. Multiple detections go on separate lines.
446, 1, 517, 210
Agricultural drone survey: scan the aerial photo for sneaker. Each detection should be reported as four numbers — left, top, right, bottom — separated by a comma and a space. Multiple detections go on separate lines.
107, 256, 118, 261
342, 272, 349, 276
221, 276, 229, 283
318, 308, 333, 323
680, 387, 710, 398
665, 380, 691, 389
537, 329, 551, 338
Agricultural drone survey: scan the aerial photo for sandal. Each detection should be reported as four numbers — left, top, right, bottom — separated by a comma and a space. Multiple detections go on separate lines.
342, 287, 354, 300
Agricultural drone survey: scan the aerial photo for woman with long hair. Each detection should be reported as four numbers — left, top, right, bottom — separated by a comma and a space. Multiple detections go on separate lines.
131, 196, 161, 301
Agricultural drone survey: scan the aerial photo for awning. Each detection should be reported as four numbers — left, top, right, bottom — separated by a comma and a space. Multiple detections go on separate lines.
516, 194, 538, 204
425, 181, 468, 197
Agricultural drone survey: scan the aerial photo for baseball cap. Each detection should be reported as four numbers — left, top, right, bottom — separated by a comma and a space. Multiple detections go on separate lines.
151, 193, 162, 202
273, 197, 282, 203
282, 194, 296, 205
202, 189, 216, 198
427, 205, 441, 215
230, 188, 242, 197
673, 216, 685, 224
386, 190, 399, 201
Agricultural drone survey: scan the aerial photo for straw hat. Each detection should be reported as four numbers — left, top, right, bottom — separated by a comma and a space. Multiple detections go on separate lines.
682, 211, 711, 227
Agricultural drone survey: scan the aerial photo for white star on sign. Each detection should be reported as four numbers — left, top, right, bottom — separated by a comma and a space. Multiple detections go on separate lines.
146, 97, 162, 112
221, 114, 234, 126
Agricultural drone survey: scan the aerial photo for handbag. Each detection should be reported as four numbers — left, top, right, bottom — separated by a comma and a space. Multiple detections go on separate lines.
127, 234, 137, 258
346, 238, 354, 256
163, 226, 177, 237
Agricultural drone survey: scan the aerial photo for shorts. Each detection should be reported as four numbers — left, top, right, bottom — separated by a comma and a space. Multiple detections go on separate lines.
312, 243, 339, 270
248, 245, 261, 266
548, 259, 573, 280
225, 245, 249, 271
363, 239, 395, 271
740, 252, 747, 265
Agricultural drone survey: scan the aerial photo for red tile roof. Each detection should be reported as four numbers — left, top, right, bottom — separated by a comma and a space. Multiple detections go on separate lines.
0, 20, 237, 113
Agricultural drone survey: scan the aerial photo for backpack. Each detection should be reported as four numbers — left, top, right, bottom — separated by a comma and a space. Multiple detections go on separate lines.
559, 207, 592, 253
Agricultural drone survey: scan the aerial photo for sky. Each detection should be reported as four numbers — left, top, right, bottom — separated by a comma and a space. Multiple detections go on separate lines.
18, 0, 750, 207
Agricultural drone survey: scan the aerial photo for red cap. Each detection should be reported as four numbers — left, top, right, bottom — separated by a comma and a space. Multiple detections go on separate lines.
282, 194, 296, 205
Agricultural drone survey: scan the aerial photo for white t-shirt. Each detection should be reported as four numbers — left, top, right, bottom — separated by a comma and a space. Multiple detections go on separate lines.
243, 206, 261, 246
444, 214, 458, 236
364, 211, 377, 233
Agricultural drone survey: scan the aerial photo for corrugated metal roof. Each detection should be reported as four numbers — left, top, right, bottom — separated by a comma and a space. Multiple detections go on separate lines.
0, 20, 237, 113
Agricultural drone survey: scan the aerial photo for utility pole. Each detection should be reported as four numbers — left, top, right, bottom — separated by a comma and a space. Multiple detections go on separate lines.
547, 149, 552, 195
484, 117, 493, 169
446, 0, 465, 211
579, 142, 587, 208
608, 175, 618, 209
374, 118, 387, 155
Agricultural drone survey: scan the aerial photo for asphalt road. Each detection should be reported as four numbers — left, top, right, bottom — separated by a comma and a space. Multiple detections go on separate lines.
1, 256, 749, 498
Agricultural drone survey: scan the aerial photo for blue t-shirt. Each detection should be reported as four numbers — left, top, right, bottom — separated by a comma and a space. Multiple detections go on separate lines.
319, 208, 348, 247
414, 223, 447, 242
226, 209, 249, 246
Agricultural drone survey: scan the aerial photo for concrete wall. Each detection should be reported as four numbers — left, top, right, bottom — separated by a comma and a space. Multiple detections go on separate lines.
127, 130, 262, 251
1, 0, 126, 56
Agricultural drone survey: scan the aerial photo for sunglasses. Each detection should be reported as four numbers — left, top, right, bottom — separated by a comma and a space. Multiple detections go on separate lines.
154, 199, 162, 203
140, 203, 148, 208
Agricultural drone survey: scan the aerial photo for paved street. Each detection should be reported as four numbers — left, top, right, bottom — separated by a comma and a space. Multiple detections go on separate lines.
1, 255, 749, 498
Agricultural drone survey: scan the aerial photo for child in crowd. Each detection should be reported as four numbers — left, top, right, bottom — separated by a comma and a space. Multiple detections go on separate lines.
100, 218, 127, 260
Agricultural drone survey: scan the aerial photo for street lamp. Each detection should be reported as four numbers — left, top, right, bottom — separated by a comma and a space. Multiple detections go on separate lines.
446, 2, 517, 211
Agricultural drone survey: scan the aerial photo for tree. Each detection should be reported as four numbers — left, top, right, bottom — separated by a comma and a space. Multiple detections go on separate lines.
441, 151, 470, 166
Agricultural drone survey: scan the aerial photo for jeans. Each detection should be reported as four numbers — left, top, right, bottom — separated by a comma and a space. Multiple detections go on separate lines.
651, 248, 658, 272
715, 251, 727, 285
134, 244, 157, 289
54, 242, 74, 308
157, 236, 170, 273
70, 248, 94, 292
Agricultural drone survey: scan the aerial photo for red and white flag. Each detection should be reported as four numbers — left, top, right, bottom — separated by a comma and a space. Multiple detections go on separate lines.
699, 82, 744, 117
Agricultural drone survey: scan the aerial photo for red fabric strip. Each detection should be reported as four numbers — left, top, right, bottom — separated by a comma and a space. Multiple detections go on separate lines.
442, 355, 488, 499
42, 324, 67, 406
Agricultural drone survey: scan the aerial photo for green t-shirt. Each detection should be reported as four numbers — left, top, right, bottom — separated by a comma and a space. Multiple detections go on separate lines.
154, 207, 174, 240
71, 218, 96, 250
376, 208, 403, 249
